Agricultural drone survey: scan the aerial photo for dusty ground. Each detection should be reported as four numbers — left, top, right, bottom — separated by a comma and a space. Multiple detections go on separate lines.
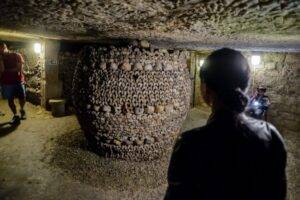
0, 100, 208, 200
0, 100, 298, 200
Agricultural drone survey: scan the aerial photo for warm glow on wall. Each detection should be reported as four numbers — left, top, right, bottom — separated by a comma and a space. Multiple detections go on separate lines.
199, 59, 204, 67
251, 55, 261, 67
34, 42, 42, 54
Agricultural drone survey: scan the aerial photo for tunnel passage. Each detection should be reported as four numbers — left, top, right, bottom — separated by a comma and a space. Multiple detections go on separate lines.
73, 45, 191, 160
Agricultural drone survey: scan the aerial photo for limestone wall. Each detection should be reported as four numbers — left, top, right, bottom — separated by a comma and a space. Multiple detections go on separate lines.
189, 51, 211, 109
58, 51, 78, 108
250, 52, 300, 136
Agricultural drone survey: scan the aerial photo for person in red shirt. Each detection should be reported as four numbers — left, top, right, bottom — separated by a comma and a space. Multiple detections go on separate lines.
0, 43, 26, 124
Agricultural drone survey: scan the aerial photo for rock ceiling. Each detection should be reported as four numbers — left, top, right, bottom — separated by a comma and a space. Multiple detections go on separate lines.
0, 0, 299, 50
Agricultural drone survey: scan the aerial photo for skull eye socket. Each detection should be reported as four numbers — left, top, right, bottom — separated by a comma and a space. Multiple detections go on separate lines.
133, 74, 139, 81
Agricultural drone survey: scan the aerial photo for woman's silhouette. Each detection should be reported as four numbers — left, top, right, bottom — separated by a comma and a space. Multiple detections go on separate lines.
165, 48, 286, 200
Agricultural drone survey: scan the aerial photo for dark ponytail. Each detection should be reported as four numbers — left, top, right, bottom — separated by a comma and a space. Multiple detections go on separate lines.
200, 48, 250, 113
220, 88, 249, 113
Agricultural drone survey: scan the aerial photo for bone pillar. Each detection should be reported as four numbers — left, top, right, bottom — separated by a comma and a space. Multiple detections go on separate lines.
73, 44, 191, 160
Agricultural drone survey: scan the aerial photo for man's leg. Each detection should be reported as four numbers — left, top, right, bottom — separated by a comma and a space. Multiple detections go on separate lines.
8, 96, 20, 124
8, 98, 20, 124
0, 85, 4, 116
17, 83, 26, 119
2, 84, 20, 124
2, 85, 16, 115
19, 98, 25, 111
19, 97, 26, 119
8, 98, 17, 115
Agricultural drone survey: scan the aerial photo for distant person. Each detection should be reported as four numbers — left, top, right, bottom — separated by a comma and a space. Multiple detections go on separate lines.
165, 48, 286, 200
246, 86, 270, 120
0, 43, 26, 124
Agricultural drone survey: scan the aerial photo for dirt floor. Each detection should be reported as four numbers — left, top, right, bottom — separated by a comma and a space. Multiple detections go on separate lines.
0, 100, 298, 200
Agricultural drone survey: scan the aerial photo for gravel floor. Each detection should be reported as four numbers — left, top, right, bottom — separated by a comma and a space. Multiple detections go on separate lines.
0, 100, 298, 200
0, 100, 208, 200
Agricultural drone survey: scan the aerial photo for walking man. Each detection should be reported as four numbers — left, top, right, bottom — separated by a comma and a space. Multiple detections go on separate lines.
0, 43, 26, 124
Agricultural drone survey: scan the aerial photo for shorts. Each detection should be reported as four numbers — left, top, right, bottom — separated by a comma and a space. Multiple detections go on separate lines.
1, 83, 26, 100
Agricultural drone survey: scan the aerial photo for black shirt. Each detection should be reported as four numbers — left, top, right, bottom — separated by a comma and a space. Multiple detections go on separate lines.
165, 110, 286, 200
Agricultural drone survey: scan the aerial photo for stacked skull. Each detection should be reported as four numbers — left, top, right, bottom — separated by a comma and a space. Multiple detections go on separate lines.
73, 45, 191, 161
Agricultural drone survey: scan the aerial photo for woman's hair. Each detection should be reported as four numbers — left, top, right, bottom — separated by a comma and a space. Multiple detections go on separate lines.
200, 48, 250, 113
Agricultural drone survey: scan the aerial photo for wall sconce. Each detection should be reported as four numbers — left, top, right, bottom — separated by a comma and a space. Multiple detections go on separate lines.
251, 55, 261, 67
199, 59, 204, 66
198, 59, 205, 69
34, 42, 42, 54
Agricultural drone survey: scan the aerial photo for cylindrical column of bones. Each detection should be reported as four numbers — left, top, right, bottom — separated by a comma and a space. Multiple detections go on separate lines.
73, 44, 191, 161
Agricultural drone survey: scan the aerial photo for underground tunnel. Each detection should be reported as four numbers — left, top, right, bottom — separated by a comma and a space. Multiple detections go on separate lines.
0, 1, 299, 200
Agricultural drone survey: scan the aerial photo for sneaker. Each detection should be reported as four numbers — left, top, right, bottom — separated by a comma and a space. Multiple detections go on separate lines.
10, 115, 21, 125
20, 110, 27, 120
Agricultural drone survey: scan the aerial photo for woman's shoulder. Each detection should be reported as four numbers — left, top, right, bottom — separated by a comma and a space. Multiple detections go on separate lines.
241, 115, 285, 145
170, 125, 212, 163
177, 124, 214, 147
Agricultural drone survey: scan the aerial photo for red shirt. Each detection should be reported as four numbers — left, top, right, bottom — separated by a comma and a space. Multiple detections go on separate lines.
1, 52, 25, 84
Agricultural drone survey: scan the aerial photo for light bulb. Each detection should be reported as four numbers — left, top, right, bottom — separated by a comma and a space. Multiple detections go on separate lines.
199, 59, 204, 67
251, 55, 261, 66
34, 43, 42, 54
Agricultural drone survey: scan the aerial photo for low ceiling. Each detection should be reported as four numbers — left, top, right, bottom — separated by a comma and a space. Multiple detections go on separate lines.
0, 0, 299, 51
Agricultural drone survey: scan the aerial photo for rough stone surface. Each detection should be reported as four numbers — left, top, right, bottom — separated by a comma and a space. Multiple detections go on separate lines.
42, 40, 63, 107
73, 45, 191, 160
58, 51, 78, 107
250, 52, 300, 135
0, 1, 299, 49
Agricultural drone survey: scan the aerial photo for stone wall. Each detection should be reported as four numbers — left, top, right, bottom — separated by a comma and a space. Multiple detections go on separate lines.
250, 52, 300, 136
189, 51, 211, 110
58, 51, 79, 108
42, 40, 62, 107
